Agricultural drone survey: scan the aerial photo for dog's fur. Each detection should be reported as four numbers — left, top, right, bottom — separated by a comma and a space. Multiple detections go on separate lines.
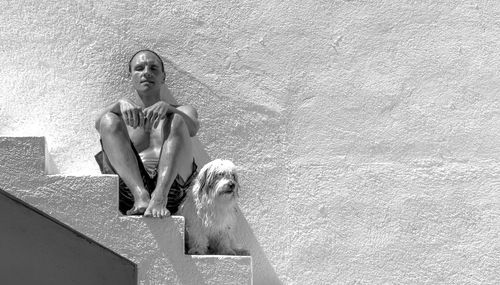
178, 159, 247, 255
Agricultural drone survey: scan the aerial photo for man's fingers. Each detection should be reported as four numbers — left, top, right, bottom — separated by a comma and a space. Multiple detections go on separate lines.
142, 104, 167, 130
124, 110, 131, 126
138, 112, 145, 128
144, 110, 153, 123
151, 112, 158, 122
143, 110, 153, 131
131, 110, 138, 128
152, 113, 160, 128
154, 115, 165, 129
144, 117, 152, 131
146, 112, 157, 129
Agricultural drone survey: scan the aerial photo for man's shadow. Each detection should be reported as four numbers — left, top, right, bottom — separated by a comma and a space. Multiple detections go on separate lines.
160, 59, 283, 285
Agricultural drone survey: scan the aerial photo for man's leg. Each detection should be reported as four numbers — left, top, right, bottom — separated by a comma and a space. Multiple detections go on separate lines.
144, 113, 194, 218
99, 112, 150, 215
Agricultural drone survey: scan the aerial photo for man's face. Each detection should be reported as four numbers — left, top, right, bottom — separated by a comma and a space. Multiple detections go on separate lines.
130, 51, 165, 93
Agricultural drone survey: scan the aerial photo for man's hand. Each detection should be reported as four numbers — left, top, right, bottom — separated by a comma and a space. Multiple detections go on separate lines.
143, 101, 174, 129
119, 99, 145, 128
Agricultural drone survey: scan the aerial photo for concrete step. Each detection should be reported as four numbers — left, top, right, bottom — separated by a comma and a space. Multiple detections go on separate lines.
0, 136, 253, 284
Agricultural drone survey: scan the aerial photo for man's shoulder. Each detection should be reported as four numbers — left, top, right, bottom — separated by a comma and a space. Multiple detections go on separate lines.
163, 98, 180, 107
161, 90, 179, 106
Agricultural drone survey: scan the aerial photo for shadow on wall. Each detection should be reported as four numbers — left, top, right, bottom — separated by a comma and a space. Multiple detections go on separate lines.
145, 218, 208, 285
160, 59, 283, 285
236, 209, 283, 285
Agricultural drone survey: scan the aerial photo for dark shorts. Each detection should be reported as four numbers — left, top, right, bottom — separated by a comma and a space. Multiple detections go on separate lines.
94, 142, 197, 215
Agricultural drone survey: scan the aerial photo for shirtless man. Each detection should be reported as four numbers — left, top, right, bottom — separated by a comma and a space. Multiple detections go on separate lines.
95, 50, 199, 218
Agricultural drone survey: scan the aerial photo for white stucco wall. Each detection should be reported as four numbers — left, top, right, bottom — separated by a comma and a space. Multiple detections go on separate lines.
1, 1, 499, 284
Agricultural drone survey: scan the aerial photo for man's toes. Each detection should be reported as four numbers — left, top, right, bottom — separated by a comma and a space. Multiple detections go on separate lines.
126, 207, 144, 215
125, 208, 135, 215
188, 248, 202, 255
143, 205, 170, 218
160, 209, 170, 218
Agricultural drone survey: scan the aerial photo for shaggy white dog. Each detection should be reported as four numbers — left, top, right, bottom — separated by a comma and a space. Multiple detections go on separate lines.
179, 159, 247, 255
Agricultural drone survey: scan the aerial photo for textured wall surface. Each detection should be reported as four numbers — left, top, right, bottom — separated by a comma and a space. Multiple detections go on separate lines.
1, 1, 499, 284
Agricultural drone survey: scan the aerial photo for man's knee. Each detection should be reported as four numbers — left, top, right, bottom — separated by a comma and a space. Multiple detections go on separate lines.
168, 113, 189, 137
99, 112, 125, 135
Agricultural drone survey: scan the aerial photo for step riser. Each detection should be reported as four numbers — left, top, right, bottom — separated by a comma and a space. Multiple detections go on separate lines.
0, 137, 253, 284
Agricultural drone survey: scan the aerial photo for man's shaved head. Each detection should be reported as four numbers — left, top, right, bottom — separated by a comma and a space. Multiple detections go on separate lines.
128, 49, 165, 73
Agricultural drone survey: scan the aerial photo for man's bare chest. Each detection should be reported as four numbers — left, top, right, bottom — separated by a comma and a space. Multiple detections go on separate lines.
127, 119, 166, 154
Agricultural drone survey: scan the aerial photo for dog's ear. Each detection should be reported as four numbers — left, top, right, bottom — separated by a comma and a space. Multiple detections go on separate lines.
203, 166, 217, 197
233, 171, 239, 184
233, 171, 240, 197
195, 162, 215, 200
194, 165, 208, 198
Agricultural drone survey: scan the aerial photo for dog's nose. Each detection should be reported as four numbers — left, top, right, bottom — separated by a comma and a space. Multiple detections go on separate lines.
228, 181, 235, 189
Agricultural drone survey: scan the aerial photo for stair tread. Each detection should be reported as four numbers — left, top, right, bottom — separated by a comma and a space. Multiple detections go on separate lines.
0, 136, 253, 284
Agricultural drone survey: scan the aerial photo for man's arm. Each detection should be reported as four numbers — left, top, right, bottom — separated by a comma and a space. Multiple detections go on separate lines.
159, 89, 199, 136
95, 99, 144, 131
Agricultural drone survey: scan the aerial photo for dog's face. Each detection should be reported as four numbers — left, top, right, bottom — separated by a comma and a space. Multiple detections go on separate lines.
196, 159, 239, 205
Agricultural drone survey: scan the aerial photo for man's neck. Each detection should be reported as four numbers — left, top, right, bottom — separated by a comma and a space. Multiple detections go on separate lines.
138, 91, 161, 107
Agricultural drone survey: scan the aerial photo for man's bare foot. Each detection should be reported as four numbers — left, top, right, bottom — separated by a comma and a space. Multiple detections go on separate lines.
144, 191, 170, 218
126, 191, 150, 215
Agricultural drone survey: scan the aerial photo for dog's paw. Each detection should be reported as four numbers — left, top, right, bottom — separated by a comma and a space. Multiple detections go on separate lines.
219, 248, 237, 255
234, 248, 250, 256
188, 247, 207, 255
